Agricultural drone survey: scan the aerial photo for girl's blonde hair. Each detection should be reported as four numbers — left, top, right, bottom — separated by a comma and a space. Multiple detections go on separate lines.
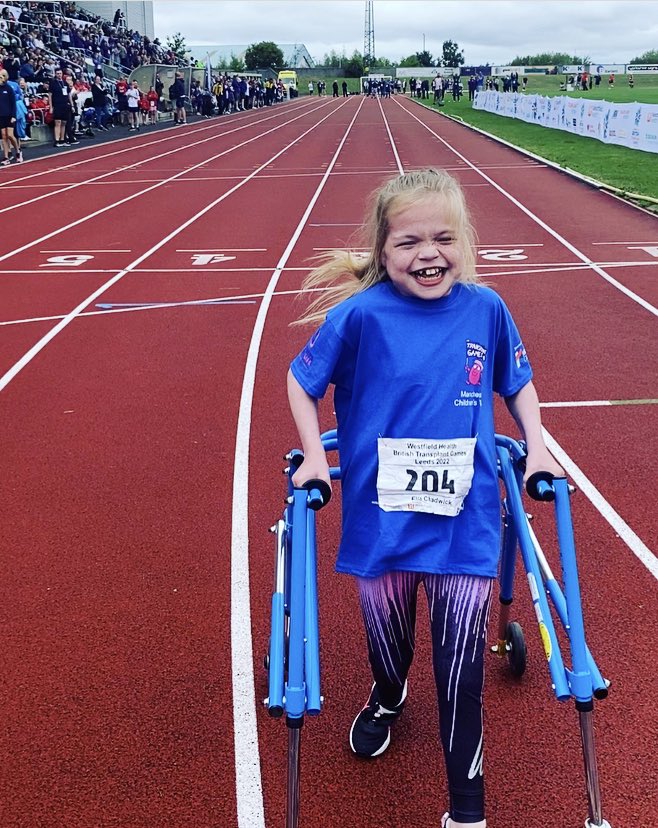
294, 168, 478, 326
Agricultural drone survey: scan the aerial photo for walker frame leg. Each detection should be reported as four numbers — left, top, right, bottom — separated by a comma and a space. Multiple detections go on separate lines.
579, 705, 611, 828
286, 723, 302, 828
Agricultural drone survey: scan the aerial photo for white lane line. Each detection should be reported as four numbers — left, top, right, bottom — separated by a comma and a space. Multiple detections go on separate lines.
378, 96, 403, 173
393, 97, 658, 318
0, 102, 346, 389
0, 101, 327, 217
543, 429, 658, 582
231, 96, 365, 828
40, 249, 132, 253
591, 241, 658, 245
0, 101, 337, 268
0, 97, 323, 191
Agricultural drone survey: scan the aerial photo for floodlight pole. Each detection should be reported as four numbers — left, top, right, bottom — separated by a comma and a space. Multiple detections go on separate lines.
364, 0, 375, 67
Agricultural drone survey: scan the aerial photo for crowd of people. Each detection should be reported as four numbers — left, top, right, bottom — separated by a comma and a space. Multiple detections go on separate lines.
1, 1, 186, 87
0, 0, 299, 160
0, 0, 195, 159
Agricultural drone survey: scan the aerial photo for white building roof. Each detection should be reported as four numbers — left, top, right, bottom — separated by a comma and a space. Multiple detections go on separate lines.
190, 43, 314, 69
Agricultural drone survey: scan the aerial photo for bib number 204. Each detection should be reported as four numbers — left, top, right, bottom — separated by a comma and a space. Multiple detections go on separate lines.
405, 468, 455, 495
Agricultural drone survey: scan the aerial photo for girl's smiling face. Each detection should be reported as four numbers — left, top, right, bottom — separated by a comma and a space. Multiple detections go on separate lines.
380, 197, 464, 300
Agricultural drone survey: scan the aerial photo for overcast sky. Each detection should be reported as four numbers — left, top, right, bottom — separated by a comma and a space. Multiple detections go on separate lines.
152, 0, 658, 66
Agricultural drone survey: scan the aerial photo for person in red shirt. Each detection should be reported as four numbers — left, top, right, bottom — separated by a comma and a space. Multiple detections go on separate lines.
115, 76, 128, 125
138, 91, 150, 125
146, 85, 158, 125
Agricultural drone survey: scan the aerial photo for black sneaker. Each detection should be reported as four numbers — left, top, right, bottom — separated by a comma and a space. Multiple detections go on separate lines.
349, 681, 407, 758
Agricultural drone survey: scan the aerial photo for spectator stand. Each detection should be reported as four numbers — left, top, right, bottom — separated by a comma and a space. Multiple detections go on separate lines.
0, 0, 194, 144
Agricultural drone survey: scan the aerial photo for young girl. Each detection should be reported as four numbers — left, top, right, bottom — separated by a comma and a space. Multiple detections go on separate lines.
287, 169, 563, 827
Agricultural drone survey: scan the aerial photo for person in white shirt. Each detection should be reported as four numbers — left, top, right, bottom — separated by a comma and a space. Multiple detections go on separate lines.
126, 79, 140, 131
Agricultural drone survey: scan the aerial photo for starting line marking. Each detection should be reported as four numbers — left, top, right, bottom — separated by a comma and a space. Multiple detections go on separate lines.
2, 260, 657, 277
95, 299, 255, 309
175, 248, 267, 252
40, 249, 132, 253
541, 399, 658, 407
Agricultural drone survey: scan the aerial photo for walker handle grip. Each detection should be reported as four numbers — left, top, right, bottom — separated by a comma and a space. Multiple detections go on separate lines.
302, 479, 332, 510
526, 471, 556, 502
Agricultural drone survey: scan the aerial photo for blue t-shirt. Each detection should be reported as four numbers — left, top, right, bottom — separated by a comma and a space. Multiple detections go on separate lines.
290, 281, 532, 578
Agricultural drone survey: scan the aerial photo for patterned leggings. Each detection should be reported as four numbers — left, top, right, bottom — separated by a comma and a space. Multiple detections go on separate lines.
356, 572, 493, 824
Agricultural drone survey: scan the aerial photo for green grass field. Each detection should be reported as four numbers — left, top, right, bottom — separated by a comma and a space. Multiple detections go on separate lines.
420, 73, 658, 212
300, 72, 657, 212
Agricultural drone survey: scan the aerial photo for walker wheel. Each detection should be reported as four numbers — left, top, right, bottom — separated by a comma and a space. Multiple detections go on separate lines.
506, 621, 527, 677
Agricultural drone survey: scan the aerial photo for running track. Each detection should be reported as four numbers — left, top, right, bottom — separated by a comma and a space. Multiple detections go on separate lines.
1, 95, 656, 828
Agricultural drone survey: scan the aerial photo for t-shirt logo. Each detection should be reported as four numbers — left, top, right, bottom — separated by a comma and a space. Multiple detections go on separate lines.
514, 341, 528, 369
301, 329, 320, 368
465, 340, 487, 387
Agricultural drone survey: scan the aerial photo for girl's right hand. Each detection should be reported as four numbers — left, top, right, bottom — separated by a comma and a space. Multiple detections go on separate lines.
291, 454, 331, 491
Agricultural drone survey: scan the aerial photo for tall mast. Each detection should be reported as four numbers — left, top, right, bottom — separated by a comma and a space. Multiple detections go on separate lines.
364, 0, 375, 67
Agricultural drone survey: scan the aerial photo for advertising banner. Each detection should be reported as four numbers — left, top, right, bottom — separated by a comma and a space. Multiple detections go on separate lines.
473, 91, 658, 154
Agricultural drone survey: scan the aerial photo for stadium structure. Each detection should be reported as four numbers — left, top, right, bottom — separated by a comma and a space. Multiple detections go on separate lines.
78, 1, 154, 39
189, 43, 315, 69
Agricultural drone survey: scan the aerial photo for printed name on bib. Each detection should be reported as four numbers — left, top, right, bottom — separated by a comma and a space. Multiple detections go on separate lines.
376, 437, 476, 516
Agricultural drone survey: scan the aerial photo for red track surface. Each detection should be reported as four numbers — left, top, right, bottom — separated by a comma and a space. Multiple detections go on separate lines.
1, 95, 656, 828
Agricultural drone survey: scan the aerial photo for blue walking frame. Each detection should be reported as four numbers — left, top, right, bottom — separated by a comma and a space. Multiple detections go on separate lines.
265, 430, 612, 828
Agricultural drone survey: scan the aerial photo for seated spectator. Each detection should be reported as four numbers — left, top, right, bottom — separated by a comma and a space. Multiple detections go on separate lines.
4, 51, 20, 80
30, 91, 50, 124
19, 54, 36, 80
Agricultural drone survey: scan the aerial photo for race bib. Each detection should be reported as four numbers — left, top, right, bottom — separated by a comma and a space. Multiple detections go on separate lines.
376, 437, 476, 516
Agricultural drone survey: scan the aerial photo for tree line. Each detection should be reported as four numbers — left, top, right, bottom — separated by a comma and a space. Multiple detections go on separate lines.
166, 35, 658, 76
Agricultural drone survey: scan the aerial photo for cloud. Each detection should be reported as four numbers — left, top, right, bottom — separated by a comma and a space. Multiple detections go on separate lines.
153, 0, 658, 65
